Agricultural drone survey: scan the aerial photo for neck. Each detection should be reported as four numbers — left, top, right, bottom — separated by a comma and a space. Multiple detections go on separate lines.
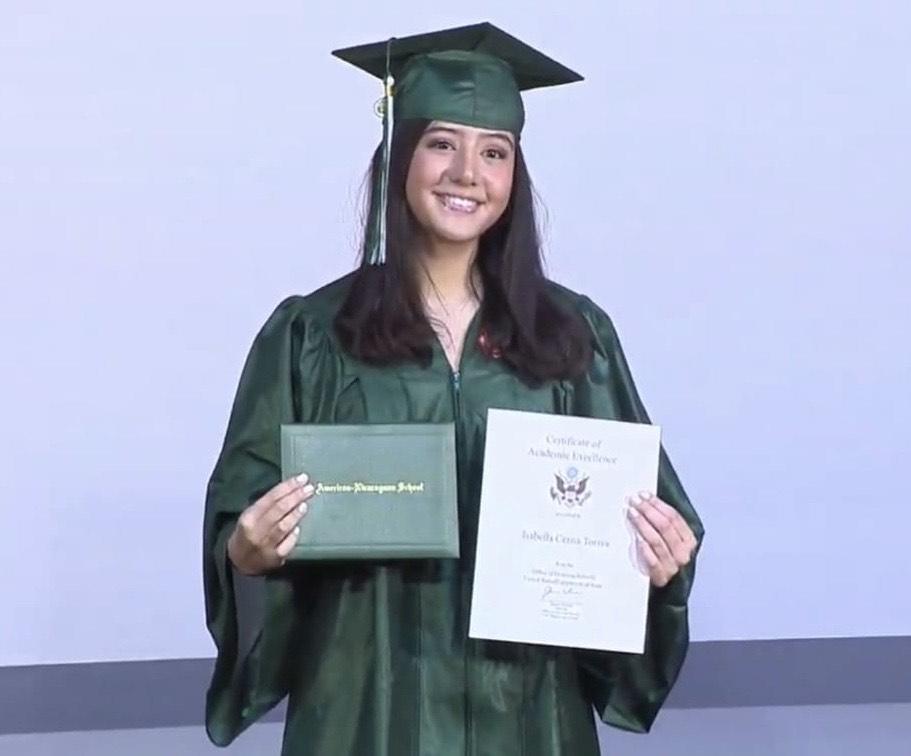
415, 236, 480, 304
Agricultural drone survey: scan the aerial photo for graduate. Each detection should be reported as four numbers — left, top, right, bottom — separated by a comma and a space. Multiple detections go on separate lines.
203, 23, 704, 755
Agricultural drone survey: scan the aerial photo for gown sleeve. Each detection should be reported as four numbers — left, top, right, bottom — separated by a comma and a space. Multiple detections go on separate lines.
572, 297, 706, 733
202, 296, 322, 746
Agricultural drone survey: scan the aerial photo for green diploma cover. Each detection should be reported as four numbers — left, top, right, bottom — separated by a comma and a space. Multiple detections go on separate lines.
280, 423, 459, 560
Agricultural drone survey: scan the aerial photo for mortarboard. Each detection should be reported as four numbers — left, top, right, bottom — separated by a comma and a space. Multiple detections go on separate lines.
332, 23, 583, 264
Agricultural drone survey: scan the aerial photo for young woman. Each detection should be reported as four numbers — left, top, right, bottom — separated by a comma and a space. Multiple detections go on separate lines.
203, 24, 703, 756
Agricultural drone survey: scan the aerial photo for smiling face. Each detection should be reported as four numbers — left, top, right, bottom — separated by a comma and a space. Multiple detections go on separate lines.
404, 120, 516, 254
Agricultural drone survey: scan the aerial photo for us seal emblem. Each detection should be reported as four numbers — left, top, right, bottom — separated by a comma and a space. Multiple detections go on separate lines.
550, 466, 591, 509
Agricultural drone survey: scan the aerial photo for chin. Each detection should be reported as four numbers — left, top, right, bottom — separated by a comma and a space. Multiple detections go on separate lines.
425, 232, 488, 251
423, 215, 493, 246
431, 226, 486, 245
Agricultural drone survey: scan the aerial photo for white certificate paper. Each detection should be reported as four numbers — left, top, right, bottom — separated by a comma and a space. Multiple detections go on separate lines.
469, 409, 660, 653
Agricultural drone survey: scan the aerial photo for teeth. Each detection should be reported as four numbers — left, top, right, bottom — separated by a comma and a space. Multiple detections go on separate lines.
440, 194, 479, 213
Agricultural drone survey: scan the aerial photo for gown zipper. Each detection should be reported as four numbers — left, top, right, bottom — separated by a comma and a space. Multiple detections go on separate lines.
450, 368, 473, 755
451, 370, 462, 420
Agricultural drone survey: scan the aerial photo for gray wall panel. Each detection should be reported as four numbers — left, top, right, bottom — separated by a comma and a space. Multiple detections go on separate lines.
3, 637, 910, 735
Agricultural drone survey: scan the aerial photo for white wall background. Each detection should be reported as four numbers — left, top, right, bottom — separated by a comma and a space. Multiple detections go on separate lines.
1, 1, 908, 666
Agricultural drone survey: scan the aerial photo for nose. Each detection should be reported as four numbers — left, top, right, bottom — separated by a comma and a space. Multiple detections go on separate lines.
447, 148, 478, 186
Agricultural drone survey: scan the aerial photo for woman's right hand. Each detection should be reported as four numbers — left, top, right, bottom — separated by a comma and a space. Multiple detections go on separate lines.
227, 473, 315, 576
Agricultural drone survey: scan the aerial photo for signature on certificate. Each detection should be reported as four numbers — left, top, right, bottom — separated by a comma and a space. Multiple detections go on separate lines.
541, 585, 582, 601
540, 584, 583, 621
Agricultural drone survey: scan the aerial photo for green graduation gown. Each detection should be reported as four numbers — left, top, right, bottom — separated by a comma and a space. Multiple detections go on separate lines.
203, 274, 704, 755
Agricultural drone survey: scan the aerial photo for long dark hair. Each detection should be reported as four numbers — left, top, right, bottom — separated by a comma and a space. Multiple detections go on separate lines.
334, 118, 592, 386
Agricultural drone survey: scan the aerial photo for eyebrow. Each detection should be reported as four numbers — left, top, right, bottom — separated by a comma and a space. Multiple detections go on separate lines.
424, 126, 515, 148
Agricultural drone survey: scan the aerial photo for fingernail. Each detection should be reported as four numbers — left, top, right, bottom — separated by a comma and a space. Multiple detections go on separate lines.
296, 473, 309, 486
298, 502, 309, 516
627, 506, 639, 518
638, 491, 652, 502
302, 484, 315, 496
293, 526, 300, 537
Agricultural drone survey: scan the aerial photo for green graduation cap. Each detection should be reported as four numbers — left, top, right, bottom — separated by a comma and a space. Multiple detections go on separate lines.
332, 22, 583, 264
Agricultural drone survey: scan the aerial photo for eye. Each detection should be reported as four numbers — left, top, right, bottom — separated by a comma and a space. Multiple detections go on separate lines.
428, 139, 454, 151
483, 147, 509, 160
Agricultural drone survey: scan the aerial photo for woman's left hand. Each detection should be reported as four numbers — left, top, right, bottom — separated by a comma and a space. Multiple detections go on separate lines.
626, 491, 698, 588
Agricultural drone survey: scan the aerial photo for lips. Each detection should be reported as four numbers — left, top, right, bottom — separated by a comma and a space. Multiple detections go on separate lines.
436, 193, 481, 213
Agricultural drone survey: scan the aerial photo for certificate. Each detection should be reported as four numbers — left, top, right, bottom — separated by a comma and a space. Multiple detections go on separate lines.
468, 409, 660, 653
